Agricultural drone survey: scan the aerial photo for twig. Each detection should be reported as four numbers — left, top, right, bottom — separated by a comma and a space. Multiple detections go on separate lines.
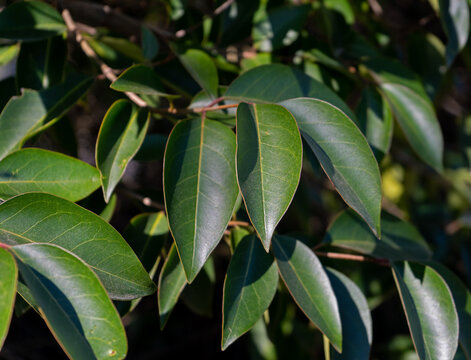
149, 103, 238, 115
119, 189, 165, 211
228, 220, 250, 227
315, 251, 390, 266
0, 243, 11, 250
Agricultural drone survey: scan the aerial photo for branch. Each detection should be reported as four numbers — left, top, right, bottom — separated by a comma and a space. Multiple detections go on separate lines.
315, 251, 390, 266
118, 188, 165, 211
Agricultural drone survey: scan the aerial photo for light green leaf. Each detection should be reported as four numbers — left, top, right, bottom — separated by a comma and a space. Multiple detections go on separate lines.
281, 98, 382, 237
0, 248, 17, 351
13, 243, 127, 360
158, 244, 187, 329
141, 26, 159, 60
178, 49, 218, 98
325, 210, 432, 261
326, 268, 372, 360
225, 64, 355, 120
392, 261, 459, 360
272, 235, 342, 352
96, 99, 150, 202
0, 193, 155, 300
111, 65, 174, 97
0, 148, 101, 202
236, 103, 302, 250
222, 234, 278, 350
0, 1, 66, 42
164, 118, 239, 282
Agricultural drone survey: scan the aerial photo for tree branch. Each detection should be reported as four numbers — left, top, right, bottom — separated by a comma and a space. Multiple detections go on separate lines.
315, 251, 390, 266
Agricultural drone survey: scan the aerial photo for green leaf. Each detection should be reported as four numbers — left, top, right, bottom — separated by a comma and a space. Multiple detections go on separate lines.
355, 86, 393, 162
325, 210, 432, 261
158, 244, 187, 329
96, 99, 150, 202
134, 133, 167, 162
222, 234, 278, 350
0, 193, 155, 300
141, 26, 159, 60
13, 243, 127, 360
281, 98, 382, 237
178, 49, 219, 98
272, 235, 342, 352
0, 148, 101, 202
181, 258, 215, 318
326, 268, 372, 360
225, 64, 355, 120
438, 0, 470, 66
123, 212, 168, 273
392, 261, 459, 360
0, 1, 66, 42
110, 65, 174, 97
164, 118, 239, 282
0, 248, 17, 350
0, 73, 93, 160
236, 103, 302, 250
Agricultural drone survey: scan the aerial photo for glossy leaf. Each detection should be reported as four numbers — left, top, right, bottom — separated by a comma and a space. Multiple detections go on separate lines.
158, 244, 187, 329
236, 103, 302, 250
325, 210, 432, 261
222, 235, 278, 350
0, 248, 17, 350
111, 65, 172, 97
281, 98, 382, 237
96, 99, 150, 202
13, 243, 127, 360
272, 235, 342, 351
225, 64, 355, 120
178, 49, 218, 97
0, 1, 66, 41
0, 148, 101, 202
392, 261, 459, 360
164, 118, 239, 282
326, 268, 372, 360
0, 193, 155, 300
0, 74, 93, 160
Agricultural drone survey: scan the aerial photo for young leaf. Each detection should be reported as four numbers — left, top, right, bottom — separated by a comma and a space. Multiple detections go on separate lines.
281, 98, 382, 237
236, 103, 302, 250
0, 148, 101, 202
96, 99, 150, 202
0, 193, 155, 300
392, 261, 459, 360
325, 210, 432, 261
158, 244, 187, 329
13, 243, 127, 360
326, 268, 372, 360
110, 65, 173, 97
272, 235, 342, 352
164, 118, 239, 282
0, 1, 66, 42
0, 248, 17, 351
225, 64, 355, 120
222, 234, 278, 350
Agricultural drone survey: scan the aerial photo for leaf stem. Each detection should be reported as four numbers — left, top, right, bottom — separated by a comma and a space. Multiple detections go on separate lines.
0, 242, 11, 250
323, 334, 331, 360
315, 251, 390, 266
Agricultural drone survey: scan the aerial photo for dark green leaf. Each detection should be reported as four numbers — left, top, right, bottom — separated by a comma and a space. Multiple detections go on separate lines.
281, 98, 382, 237
225, 64, 355, 120
134, 134, 167, 162
141, 26, 159, 60
178, 49, 218, 98
0, 148, 101, 202
272, 235, 342, 351
392, 261, 459, 360
158, 244, 187, 329
164, 118, 239, 282
326, 268, 372, 360
13, 243, 127, 360
99, 194, 117, 222
0, 248, 17, 350
230, 226, 251, 252
236, 103, 302, 250
0, 1, 66, 41
222, 235, 278, 350
96, 99, 150, 202
0, 193, 155, 300
111, 65, 173, 97
181, 258, 215, 317
325, 210, 432, 261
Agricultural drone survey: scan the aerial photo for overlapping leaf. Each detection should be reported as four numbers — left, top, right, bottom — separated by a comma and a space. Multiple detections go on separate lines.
177, 49, 218, 98
0, 193, 155, 300
0, 248, 16, 350
164, 118, 239, 282
236, 103, 302, 250
111, 65, 173, 97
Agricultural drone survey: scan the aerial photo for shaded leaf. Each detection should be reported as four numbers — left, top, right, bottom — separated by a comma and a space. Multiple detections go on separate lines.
111, 65, 173, 97
134, 133, 167, 162
281, 98, 382, 237
0, 248, 17, 350
0, 148, 100, 202
178, 49, 218, 98
0, 193, 155, 300
222, 235, 278, 350
272, 235, 342, 351
236, 103, 302, 250
141, 26, 159, 60
164, 118, 239, 282
13, 243, 127, 360
181, 258, 215, 317
392, 261, 459, 360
